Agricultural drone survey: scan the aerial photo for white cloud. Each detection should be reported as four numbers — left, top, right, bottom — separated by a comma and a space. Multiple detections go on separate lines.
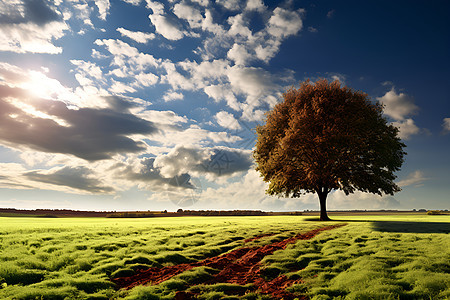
117, 27, 155, 43
163, 90, 184, 102
173, 2, 203, 28
442, 118, 450, 133
94, 0, 110, 20
70, 60, 104, 80
328, 190, 401, 210
215, 111, 241, 130
0, 21, 68, 54
145, 0, 164, 14
204, 84, 240, 111
133, 72, 159, 87
227, 14, 253, 39
227, 65, 276, 101
245, 0, 265, 11
227, 43, 252, 66
377, 88, 419, 121
0, 0, 70, 54
391, 118, 420, 140
154, 144, 252, 178
109, 80, 137, 94
267, 7, 304, 38
136, 110, 188, 125
122, 0, 141, 5
397, 170, 427, 188
151, 124, 242, 147
149, 13, 184, 40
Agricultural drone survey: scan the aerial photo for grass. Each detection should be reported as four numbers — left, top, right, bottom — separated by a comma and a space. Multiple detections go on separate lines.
0, 215, 448, 299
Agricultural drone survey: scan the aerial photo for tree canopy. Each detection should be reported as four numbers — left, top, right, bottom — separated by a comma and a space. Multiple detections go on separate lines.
254, 79, 406, 220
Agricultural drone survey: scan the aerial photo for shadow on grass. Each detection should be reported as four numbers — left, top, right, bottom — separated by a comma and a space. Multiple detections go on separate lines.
369, 221, 450, 234
302, 218, 450, 234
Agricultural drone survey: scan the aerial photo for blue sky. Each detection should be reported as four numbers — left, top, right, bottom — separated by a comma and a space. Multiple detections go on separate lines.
0, 0, 448, 212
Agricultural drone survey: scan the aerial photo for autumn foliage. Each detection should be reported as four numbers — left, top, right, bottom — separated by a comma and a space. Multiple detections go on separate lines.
254, 80, 406, 220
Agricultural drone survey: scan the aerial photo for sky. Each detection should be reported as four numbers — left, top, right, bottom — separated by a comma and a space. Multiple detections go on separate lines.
0, 0, 449, 212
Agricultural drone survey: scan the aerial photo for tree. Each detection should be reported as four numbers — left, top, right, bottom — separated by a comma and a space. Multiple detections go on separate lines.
254, 80, 406, 221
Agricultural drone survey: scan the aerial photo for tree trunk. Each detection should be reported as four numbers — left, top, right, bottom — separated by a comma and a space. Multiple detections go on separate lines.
318, 191, 331, 221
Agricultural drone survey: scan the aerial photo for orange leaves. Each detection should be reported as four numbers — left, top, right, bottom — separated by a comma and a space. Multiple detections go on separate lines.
253, 79, 406, 200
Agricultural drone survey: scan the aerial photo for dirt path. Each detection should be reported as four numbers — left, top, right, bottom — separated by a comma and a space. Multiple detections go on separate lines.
112, 224, 345, 299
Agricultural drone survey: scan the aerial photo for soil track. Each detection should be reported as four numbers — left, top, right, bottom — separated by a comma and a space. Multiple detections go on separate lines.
113, 224, 345, 299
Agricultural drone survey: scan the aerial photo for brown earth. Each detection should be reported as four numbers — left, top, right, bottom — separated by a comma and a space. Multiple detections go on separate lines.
112, 224, 345, 299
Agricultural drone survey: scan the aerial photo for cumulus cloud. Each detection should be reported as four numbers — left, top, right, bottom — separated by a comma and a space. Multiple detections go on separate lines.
377, 88, 421, 139
215, 111, 241, 130
0, 0, 68, 53
173, 2, 203, 28
121, 157, 196, 190
227, 43, 252, 65
377, 88, 419, 121
94, 0, 110, 20
154, 145, 253, 178
391, 118, 420, 140
149, 13, 184, 40
117, 27, 155, 43
163, 90, 184, 102
267, 7, 304, 38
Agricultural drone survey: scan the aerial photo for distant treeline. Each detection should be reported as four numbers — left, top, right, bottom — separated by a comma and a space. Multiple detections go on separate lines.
105, 210, 303, 218
0, 208, 303, 218
0, 208, 109, 217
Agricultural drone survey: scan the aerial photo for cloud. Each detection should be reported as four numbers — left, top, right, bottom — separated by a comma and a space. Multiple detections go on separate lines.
145, 0, 164, 15
442, 118, 450, 134
153, 145, 253, 178
377, 88, 421, 139
391, 118, 420, 140
117, 27, 155, 43
136, 110, 188, 125
397, 170, 427, 187
227, 43, 252, 65
149, 13, 184, 40
173, 2, 203, 28
328, 190, 401, 210
204, 84, 240, 111
121, 158, 195, 190
122, 0, 142, 5
163, 90, 184, 102
0, 0, 68, 54
0, 85, 158, 160
215, 111, 241, 130
377, 88, 419, 121
25, 166, 115, 193
94, 0, 110, 20
267, 7, 304, 38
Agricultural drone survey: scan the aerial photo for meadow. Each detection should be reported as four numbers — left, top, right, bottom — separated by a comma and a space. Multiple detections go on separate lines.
0, 214, 448, 299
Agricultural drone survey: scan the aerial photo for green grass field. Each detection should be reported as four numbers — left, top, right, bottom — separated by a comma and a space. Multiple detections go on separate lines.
0, 215, 448, 299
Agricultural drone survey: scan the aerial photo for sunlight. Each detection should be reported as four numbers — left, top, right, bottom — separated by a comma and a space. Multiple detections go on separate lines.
8, 98, 70, 127
21, 71, 63, 100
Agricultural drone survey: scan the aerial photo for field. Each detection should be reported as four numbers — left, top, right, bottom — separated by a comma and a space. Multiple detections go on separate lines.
0, 215, 449, 299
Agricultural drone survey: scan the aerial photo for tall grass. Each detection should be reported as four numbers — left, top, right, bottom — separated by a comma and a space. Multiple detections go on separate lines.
0, 215, 448, 299
0, 216, 320, 299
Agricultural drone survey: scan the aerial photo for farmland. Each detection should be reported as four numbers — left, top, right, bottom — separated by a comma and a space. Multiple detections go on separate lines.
0, 214, 449, 299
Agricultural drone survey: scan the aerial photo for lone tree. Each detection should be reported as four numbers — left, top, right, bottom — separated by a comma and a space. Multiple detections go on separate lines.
254, 80, 406, 221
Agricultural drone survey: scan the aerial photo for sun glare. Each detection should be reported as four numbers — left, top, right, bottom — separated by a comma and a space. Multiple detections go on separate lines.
21, 71, 61, 100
